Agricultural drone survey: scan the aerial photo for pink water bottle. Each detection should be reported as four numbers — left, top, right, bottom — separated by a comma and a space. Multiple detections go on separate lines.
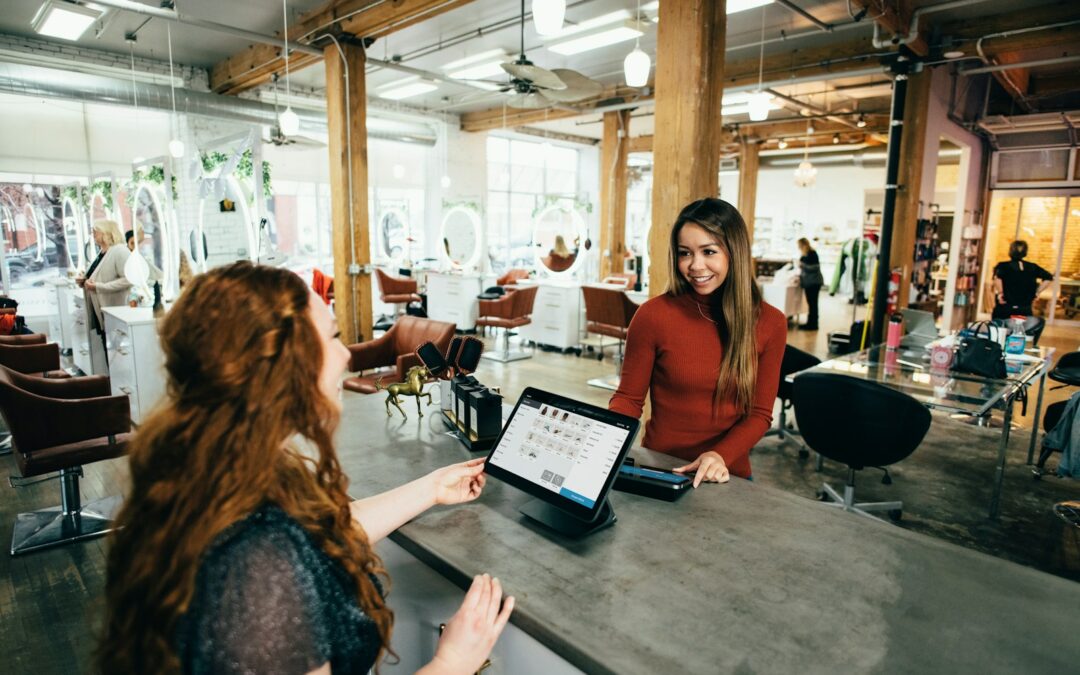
886, 313, 903, 350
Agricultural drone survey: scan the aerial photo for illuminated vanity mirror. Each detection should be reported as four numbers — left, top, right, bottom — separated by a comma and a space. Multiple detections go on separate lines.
133, 183, 172, 291
377, 207, 408, 266
533, 204, 586, 276
439, 205, 480, 270
62, 195, 84, 270
197, 175, 255, 269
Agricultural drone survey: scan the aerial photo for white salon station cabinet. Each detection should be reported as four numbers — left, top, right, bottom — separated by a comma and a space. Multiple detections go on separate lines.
103, 306, 166, 424
759, 264, 804, 322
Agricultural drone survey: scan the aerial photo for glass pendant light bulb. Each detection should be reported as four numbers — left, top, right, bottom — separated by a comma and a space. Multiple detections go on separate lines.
169, 138, 185, 158
532, 0, 566, 36
441, 175, 452, 189
279, 107, 300, 136
747, 91, 772, 122
623, 46, 651, 87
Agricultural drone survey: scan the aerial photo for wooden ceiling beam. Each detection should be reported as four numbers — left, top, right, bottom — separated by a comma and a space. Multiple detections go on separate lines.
210, 0, 474, 95
848, 0, 927, 56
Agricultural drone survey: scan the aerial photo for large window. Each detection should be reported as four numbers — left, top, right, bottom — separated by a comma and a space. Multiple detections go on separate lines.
486, 136, 578, 273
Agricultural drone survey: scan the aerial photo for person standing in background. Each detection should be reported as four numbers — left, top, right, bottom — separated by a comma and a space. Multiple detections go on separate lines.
797, 238, 823, 330
993, 240, 1053, 319
76, 219, 131, 338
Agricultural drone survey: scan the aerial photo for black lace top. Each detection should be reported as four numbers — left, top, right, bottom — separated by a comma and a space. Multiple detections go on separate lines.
175, 505, 381, 675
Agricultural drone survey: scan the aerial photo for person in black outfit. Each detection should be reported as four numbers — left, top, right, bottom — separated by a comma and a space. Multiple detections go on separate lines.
100, 263, 513, 675
992, 240, 1053, 319
797, 237, 824, 330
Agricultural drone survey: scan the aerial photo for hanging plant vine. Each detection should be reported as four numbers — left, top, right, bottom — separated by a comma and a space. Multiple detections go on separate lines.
124, 166, 179, 205
200, 149, 273, 198
60, 180, 115, 212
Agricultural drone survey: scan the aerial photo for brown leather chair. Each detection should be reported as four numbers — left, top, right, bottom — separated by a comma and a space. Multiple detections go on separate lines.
344, 315, 456, 394
497, 269, 530, 287
375, 268, 422, 320
0, 365, 130, 555
477, 285, 538, 363
0, 335, 70, 378
581, 285, 640, 390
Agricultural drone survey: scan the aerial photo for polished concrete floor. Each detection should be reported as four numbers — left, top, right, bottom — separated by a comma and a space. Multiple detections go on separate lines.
1, 292, 1078, 673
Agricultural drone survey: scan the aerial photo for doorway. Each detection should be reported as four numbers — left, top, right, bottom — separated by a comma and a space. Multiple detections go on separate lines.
980, 190, 1080, 325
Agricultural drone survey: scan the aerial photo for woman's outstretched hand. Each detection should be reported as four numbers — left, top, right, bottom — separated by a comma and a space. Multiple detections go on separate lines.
673, 451, 730, 488
429, 457, 487, 506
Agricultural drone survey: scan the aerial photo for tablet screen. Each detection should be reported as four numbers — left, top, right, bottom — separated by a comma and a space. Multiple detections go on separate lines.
487, 389, 636, 513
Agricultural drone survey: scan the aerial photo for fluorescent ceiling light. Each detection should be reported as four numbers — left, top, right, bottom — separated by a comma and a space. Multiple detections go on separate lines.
31, 0, 102, 41
377, 77, 438, 101
641, 1, 772, 15
443, 49, 509, 81
547, 22, 644, 56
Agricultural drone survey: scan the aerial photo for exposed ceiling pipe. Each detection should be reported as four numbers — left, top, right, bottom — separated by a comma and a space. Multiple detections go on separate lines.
774, 0, 831, 32
765, 88, 862, 130
971, 18, 1080, 110
962, 54, 1080, 75
871, 0, 993, 49
83, 0, 322, 56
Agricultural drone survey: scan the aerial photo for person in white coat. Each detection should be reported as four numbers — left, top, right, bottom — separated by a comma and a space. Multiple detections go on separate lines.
76, 219, 132, 336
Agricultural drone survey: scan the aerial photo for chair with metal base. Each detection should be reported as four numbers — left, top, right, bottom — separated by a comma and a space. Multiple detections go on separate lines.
764, 345, 821, 456
792, 372, 930, 522
581, 284, 639, 390
0, 365, 130, 555
1034, 351, 1080, 478
477, 286, 538, 363
375, 268, 422, 327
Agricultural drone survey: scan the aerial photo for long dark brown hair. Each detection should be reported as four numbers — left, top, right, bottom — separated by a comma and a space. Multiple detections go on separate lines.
98, 262, 392, 672
667, 198, 762, 415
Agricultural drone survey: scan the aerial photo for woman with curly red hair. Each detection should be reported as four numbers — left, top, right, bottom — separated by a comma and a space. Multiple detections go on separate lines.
99, 262, 512, 674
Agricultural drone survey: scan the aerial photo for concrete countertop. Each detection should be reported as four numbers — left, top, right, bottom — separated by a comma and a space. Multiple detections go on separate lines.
336, 394, 1078, 675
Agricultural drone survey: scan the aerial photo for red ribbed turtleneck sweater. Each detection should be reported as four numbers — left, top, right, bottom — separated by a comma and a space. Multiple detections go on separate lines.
609, 292, 787, 478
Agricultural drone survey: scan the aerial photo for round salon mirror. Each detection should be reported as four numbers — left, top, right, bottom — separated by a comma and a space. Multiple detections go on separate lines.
439, 206, 480, 269
197, 175, 255, 269
133, 183, 171, 290
533, 204, 586, 276
377, 208, 408, 264
62, 196, 83, 269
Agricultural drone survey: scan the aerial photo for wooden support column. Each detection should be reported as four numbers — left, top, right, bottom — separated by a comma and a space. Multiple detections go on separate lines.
325, 41, 371, 345
737, 140, 760, 240
649, 0, 727, 295
889, 67, 933, 311
600, 110, 631, 281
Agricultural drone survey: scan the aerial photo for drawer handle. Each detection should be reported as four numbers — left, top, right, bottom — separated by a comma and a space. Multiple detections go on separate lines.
119, 386, 133, 394
116, 347, 130, 355
79, 348, 89, 355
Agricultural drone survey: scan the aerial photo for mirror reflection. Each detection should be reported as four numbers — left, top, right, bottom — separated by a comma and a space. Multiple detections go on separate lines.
534, 205, 585, 275
378, 208, 407, 262
441, 206, 479, 268
62, 197, 81, 268
198, 175, 254, 269
134, 184, 167, 282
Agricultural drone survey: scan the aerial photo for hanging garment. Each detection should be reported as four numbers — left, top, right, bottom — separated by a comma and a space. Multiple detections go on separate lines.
828, 237, 876, 296
1042, 389, 1080, 478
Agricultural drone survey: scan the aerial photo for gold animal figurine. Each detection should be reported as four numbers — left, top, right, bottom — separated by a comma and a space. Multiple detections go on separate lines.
376, 365, 433, 419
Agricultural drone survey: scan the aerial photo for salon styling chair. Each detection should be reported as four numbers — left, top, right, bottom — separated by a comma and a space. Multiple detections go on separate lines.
0, 334, 70, 378
1034, 351, 1080, 478
581, 285, 639, 390
0, 365, 130, 555
375, 268, 422, 327
477, 269, 530, 300
793, 372, 930, 522
477, 286, 538, 363
344, 316, 456, 394
764, 345, 821, 457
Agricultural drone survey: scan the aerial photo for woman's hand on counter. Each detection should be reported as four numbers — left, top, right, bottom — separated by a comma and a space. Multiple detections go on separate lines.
424, 574, 514, 675
673, 451, 730, 488
429, 457, 487, 506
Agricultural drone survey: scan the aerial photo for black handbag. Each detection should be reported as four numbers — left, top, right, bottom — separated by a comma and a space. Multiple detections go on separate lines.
953, 335, 1006, 379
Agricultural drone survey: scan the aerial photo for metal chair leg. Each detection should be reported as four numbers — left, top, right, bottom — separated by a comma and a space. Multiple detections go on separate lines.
11, 467, 122, 556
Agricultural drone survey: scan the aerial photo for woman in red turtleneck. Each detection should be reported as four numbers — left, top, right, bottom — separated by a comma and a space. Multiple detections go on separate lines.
610, 198, 786, 486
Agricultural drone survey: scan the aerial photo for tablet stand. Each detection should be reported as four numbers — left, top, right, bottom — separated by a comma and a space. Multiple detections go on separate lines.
518, 498, 615, 537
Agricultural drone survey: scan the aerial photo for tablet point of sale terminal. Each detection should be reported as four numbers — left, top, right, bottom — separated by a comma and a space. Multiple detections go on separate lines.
484, 388, 639, 538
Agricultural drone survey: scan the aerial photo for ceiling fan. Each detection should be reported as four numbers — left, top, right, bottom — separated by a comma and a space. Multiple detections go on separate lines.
496, 0, 604, 109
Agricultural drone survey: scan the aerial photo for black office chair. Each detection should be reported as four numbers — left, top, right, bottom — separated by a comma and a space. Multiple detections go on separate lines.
793, 372, 931, 521
764, 345, 821, 457
1034, 351, 1080, 478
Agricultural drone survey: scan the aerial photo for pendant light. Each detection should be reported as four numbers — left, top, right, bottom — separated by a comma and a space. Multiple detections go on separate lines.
278, 0, 300, 137
623, 0, 650, 87
532, 0, 565, 36
166, 24, 184, 158
793, 123, 817, 188
746, 6, 771, 122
